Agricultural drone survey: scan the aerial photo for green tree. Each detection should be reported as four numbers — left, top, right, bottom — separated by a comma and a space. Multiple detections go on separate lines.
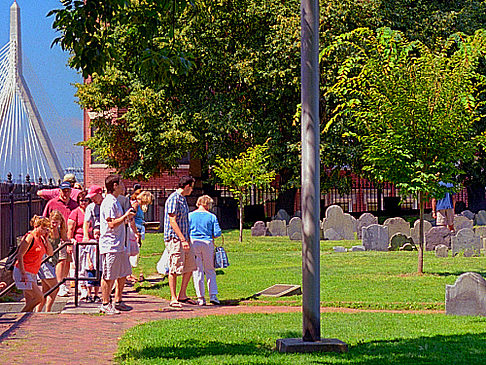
322, 28, 486, 273
213, 142, 276, 242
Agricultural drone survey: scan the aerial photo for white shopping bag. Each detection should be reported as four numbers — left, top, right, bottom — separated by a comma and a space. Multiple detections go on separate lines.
156, 248, 170, 276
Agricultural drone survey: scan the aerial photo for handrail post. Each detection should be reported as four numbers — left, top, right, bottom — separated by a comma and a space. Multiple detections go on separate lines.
8, 172, 15, 250
74, 241, 79, 307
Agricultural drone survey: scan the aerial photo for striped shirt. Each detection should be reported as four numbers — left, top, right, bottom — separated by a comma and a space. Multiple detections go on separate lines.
164, 190, 190, 241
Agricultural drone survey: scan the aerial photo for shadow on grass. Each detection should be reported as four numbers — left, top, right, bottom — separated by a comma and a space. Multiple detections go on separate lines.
427, 271, 486, 278
119, 333, 486, 364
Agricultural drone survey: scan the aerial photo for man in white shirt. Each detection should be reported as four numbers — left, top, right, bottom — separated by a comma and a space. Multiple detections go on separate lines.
98, 175, 135, 315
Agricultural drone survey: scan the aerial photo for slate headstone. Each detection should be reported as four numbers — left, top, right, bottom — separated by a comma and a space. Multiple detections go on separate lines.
425, 226, 452, 250
451, 228, 481, 256
435, 244, 449, 258
476, 210, 486, 226
410, 219, 432, 246
275, 209, 291, 224
446, 272, 486, 316
251, 221, 267, 237
357, 213, 378, 239
321, 205, 355, 240
383, 217, 410, 241
362, 224, 388, 251
324, 228, 342, 241
266, 220, 287, 237
389, 233, 415, 251
453, 216, 473, 232
474, 226, 486, 239
460, 210, 476, 221
288, 217, 302, 241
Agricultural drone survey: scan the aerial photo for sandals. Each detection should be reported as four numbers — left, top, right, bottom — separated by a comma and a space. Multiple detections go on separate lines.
169, 301, 182, 308
178, 297, 198, 305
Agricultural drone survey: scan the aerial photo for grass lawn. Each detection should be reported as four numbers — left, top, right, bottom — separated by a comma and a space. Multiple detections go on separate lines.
133, 229, 486, 310
116, 311, 486, 364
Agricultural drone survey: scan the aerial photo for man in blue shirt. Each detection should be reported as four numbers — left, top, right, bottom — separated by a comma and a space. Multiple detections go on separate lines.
164, 176, 196, 307
432, 182, 456, 232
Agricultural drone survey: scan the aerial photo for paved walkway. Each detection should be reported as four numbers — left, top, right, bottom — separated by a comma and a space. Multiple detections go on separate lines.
0, 286, 444, 364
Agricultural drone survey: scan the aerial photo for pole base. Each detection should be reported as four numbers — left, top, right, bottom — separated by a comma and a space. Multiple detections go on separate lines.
276, 338, 348, 353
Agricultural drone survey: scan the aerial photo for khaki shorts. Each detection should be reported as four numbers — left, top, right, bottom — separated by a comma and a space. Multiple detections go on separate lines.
437, 208, 454, 226
101, 252, 132, 280
58, 245, 72, 262
165, 238, 196, 275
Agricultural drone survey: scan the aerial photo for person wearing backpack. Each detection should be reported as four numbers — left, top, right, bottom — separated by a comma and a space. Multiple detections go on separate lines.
13, 215, 54, 312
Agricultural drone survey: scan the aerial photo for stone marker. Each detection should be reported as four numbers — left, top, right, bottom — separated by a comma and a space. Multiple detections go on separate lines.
362, 224, 388, 251
389, 233, 414, 251
351, 245, 366, 252
410, 219, 432, 246
460, 210, 476, 221
321, 205, 355, 240
357, 213, 378, 239
451, 228, 481, 256
345, 213, 358, 234
400, 243, 415, 251
464, 248, 476, 257
333, 246, 347, 253
425, 226, 452, 250
275, 209, 291, 224
383, 217, 410, 241
288, 217, 302, 241
266, 220, 287, 237
446, 272, 486, 316
475, 210, 486, 226
251, 221, 267, 237
435, 244, 449, 258
474, 226, 486, 239
453, 216, 473, 232
324, 228, 342, 241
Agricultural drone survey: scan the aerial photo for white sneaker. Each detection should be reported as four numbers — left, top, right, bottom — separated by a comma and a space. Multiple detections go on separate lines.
58, 285, 70, 297
197, 298, 206, 306
99, 303, 120, 315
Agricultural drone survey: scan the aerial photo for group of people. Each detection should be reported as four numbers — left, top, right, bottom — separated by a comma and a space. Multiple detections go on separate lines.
12, 173, 154, 313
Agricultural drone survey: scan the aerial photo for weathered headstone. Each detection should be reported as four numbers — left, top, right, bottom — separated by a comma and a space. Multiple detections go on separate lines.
475, 210, 486, 226
423, 213, 435, 225
266, 220, 287, 237
357, 213, 378, 239
453, 216, 473, 232
351, 245, 366, 252
321, 205, 355, 240
324, 228, 342, 241
333, 246, 347, 253
474, 226, 486, 239
362, 224, 388, 251
410, 219, 432, 246
383, 217, 410, 241
275, 209, 291, 224
435, 244, 449, 258
288, 217, 302, 241
425, 226, 452, 250
345, 213, 358, 234
464, 248, 476, 257
400, 243, 415, 251
446, 272, 486, 316
451, 228, 481, 256
251, 221, 267, 237
460, 210, 476, 221
389, 233, 414, 251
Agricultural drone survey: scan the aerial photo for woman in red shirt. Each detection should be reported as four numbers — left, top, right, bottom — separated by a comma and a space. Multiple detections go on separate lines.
14, 215, 53, 312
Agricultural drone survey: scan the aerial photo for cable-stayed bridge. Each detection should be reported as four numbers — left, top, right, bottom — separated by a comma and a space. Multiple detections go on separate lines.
0, 1, 80, 183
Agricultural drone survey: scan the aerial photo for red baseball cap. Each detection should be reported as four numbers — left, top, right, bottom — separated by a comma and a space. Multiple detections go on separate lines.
87, 185, 103, 199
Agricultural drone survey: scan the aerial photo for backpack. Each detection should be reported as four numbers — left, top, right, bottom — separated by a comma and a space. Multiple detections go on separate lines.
5, 234, 34, 271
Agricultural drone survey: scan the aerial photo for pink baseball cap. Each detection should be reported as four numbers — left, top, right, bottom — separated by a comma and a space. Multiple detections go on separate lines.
87, 185, 103, 199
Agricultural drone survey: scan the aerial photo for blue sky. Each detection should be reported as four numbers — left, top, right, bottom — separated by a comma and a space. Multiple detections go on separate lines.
0, 0, 83, 169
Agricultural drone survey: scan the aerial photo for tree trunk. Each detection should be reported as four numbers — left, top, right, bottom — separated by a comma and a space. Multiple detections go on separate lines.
239, 202, 243, 242
417, 191, 424, 274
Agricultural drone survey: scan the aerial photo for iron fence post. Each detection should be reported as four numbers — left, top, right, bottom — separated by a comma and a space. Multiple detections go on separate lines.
8, 173, 15, 250
26, 174, 32, 220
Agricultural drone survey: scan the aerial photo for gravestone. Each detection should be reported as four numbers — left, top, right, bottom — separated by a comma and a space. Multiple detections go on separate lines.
288, 217, 302, 241
425, 226, 452, 250
389, 233, 414, 251
266, 220, 287, 237
410, 219, 432, 246
362, 224, 388, 251
453, 216, 473, 232
357, 213, 378, 239
400, 243, 415, 251
464, 248, 476, 257
251, 221, 267, 237
435, 244, 449, 258
275, 209, 291, 224
351, 245, 366, 252
446, 272, 486, 316
474, 226, 486, 239
423, 213, 435, 225
451, 228, 481, 256
333, 246, 347, 253
475, 210, 486, 226
383, 217, 410, 241
324, 228, 342, 241
321, 205, 355, 240
460, 210, 476, 221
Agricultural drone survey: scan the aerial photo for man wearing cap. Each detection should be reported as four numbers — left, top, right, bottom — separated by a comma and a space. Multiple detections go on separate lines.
42, 181, 78, 297
37, 173, 82, 202
83, 185, 104, 241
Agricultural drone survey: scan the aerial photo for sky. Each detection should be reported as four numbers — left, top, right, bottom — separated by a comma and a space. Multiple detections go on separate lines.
0, 0, 83, 171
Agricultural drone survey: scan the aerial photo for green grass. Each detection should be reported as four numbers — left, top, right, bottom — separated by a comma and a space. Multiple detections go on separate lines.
133, 230, 486, 310
116, 312, 486, 364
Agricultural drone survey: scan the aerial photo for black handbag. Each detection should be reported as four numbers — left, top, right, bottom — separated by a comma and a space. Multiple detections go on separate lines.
5, 234, 34, 271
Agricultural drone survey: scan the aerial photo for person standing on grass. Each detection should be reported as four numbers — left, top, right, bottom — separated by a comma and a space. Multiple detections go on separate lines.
432, 181, 456, 232
14, 216, 53, 312
99, 174, 136, 315
164, 176, 197, 308
189, 195, 222, 306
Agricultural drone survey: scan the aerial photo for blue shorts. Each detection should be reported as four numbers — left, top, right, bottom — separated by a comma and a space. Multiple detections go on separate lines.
86, 269, 100, 287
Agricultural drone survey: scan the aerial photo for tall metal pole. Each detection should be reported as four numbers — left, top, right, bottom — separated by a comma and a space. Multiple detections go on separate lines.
301, 0, 320, 342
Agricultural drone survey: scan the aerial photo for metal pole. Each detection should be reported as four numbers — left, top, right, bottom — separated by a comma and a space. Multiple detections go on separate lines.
301, 0, 320, 342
